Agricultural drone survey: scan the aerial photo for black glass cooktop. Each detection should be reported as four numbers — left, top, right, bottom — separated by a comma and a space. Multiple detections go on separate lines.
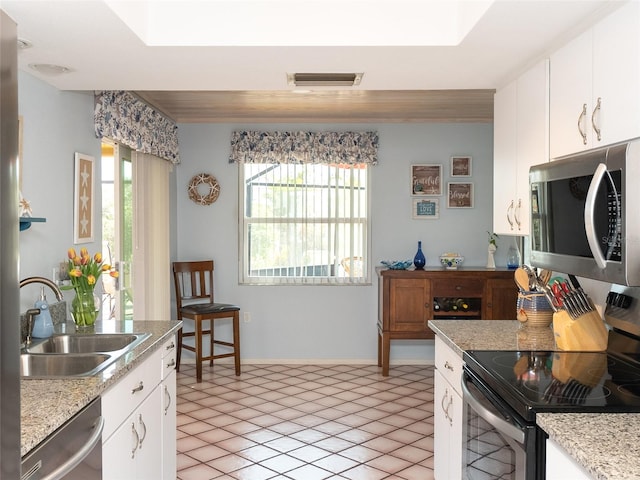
463, 349, 640, 422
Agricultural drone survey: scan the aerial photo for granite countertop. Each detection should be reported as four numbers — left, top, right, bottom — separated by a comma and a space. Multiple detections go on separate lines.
21, 319, 181, 457
429, 320, 640, 480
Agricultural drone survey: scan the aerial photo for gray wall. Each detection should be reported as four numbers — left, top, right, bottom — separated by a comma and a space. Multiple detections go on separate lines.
175, 123, 504, 363
17, 72, 100, 312
17, 71, 509, 363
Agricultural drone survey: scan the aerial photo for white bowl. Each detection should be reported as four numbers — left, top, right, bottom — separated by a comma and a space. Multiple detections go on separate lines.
440, 255, 464, 269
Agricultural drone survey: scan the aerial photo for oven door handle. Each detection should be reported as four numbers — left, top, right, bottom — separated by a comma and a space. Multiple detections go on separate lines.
461, 373, 525, 444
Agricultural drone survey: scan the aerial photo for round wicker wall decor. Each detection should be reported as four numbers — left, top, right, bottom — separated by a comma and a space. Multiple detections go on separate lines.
188, 173, 220, 205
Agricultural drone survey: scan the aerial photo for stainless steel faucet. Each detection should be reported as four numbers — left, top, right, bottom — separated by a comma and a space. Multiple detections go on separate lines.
19, 277, 64, 345
19, 276, 64, 302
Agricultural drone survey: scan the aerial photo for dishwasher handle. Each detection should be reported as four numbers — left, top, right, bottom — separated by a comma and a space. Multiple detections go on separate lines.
461, 372, 525, 444
39, 416, 104, 480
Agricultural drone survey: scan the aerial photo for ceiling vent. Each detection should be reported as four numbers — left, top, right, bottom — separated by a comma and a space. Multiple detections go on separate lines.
287, 72, 363, 87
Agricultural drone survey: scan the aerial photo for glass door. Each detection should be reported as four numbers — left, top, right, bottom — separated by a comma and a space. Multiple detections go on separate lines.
101, 140, 134, 320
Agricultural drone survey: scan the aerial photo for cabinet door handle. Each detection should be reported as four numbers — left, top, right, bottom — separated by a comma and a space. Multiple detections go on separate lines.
446, 395, 453, 426
167, 358, 176, 368
441, 390, 453, 426
137, 414, 147, 448
506, 200, 514, 230
164, 384, 172, 416
444, 360, 454, 372
514, 199, 522, 229
165, 341, 175, 351
591, 97, 602, 141
131, 381, 144, 394
441, 389, 450, 415
578, 103, 588, 145
130, 422, 139, 459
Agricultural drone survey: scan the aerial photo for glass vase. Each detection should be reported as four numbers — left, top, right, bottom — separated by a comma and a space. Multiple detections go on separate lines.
71, 290, 99, 329
414, 241, 426, 270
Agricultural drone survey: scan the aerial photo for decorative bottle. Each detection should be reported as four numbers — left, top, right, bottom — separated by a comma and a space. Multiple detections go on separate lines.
507, 242, 520, 270
32, 287, 54, 338
414, 241, 426, 270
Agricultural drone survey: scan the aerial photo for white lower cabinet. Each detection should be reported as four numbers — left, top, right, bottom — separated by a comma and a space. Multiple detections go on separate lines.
433, 336, 463, 480
546, 438, 592, 480
161, 337, 177, 480
102, 335, 178, 480
103, 387, 163, 480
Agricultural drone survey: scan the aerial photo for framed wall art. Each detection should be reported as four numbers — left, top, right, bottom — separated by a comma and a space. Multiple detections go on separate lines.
411, 164, 442, 196
73, 152, 95, 243
412, 198, 440, 219
451, 155, 472, 177
448, 182, 474, 208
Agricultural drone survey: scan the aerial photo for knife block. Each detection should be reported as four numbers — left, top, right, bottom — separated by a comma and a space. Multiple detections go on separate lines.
552, 310, 608, 351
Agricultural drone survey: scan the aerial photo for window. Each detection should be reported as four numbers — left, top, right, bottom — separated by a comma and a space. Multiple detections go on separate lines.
239, 162, 370, 285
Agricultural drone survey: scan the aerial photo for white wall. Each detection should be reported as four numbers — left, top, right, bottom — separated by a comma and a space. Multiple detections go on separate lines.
175, 123, 507, 363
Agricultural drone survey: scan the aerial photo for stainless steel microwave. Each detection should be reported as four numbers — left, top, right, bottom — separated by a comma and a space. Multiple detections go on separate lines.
529, 138, 640, 286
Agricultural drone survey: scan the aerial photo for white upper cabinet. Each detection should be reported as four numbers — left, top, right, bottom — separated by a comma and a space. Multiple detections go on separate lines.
493, 59, 549, 236
550, 1, 640, 159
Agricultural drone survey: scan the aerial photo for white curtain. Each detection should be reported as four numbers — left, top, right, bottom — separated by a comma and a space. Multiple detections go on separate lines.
132, 152, 171, 320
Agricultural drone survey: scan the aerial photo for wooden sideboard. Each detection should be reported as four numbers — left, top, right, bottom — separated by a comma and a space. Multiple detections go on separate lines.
377, 267, 517, 376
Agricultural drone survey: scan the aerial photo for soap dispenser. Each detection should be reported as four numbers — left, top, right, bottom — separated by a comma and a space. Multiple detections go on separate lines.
32, 287, 54, 338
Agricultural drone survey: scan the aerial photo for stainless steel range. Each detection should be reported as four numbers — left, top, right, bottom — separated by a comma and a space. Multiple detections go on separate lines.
461, 283, 640, 480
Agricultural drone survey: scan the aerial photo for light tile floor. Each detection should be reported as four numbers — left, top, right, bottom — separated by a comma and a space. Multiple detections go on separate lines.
176, 364, 435, 480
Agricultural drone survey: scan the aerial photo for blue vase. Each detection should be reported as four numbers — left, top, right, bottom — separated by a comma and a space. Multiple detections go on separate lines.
414, 241, 426, 270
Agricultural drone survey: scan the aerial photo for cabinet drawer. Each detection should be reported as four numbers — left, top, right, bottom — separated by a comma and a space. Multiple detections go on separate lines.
161, 336, 177, 380
102, 347, 162, 441
435, 336, 464, 396
432, 278, 483, 297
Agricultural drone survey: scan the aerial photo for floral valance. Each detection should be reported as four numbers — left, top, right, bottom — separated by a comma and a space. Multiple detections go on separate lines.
94, 91, 180, 164
229, 131, 378, 165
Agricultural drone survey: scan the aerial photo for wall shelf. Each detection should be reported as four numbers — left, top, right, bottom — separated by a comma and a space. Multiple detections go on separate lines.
20, 217, 46, 231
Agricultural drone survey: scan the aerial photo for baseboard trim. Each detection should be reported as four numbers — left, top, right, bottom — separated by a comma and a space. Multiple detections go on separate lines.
178, 358, 435, 366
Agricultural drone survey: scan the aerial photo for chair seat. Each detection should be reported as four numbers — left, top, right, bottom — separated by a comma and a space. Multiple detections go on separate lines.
181, 303, 240, 315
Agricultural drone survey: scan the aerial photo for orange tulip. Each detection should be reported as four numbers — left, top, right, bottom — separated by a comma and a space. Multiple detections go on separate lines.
110, 270, 119, 278
94, 252, 102, 263
102, 264, 111, 271
80, 247, 89, 258
69, 268, 82, 278
67, 248, 76, 260
87, 275, 96, 285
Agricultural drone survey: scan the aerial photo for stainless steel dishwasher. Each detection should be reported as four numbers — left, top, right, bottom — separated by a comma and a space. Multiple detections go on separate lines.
21, 397, 103, 480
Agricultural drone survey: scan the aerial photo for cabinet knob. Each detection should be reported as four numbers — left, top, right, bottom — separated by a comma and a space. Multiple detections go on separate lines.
444, 360, 454, 372
131, 381, 144, 394
424, 302, 430, 309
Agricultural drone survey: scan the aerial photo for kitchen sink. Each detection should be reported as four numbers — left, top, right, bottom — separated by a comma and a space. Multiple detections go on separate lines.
20, 353, 113, 377
20, 332, 151, 378
25, 333, 150, 354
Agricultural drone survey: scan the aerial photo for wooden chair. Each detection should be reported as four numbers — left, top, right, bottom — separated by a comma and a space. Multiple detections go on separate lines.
172, 260, 241, 382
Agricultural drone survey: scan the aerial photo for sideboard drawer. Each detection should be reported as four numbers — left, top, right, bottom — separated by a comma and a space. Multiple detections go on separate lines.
432, 278, 484, 297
